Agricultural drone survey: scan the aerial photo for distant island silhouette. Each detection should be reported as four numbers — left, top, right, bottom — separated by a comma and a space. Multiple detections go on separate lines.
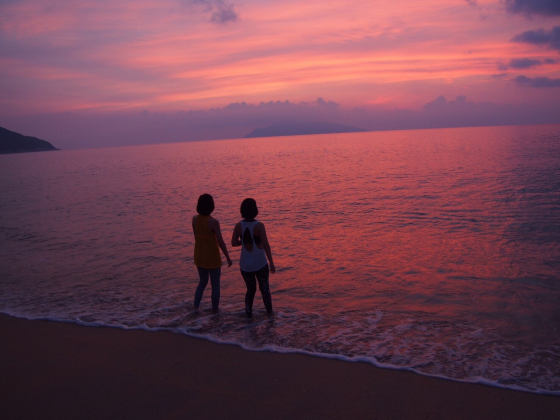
0, 127, 59, 154
244, 121, 367, 138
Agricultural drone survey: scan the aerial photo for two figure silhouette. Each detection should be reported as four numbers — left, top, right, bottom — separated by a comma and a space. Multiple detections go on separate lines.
192, 195, 275, 318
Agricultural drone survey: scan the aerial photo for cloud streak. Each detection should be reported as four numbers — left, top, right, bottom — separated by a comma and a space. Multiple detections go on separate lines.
505, 0, 560, 16
509, 58, 544, 68
512, 26, 560, 51
499, 57, 557, 70
514, 75, 560, 88
187, 0, 238, 24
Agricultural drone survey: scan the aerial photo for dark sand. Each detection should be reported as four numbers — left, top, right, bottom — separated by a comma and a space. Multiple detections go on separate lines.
1, 314, 559, 420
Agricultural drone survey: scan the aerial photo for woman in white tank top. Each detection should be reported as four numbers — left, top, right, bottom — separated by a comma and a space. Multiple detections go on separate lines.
231, 198, 276, 318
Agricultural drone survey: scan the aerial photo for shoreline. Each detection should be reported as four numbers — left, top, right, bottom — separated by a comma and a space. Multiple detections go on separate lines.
2, 313, 560, 420
3, 311, 558, 397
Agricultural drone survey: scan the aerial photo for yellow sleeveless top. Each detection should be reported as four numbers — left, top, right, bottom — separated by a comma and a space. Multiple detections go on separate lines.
193, 215, 222, 269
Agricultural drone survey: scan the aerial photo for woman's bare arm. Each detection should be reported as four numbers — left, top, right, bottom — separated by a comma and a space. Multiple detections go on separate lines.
231, 222, 242, 247
209, 218, 232, 267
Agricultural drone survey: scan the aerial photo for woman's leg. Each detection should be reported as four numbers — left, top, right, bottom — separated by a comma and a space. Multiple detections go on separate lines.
240, 269, 257, 317
194, 267, 209, 308
209, 267, 221, 312
255, 264, 273, 314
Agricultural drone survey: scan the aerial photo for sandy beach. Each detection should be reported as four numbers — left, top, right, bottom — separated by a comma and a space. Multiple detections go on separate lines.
1, 313, 559, 420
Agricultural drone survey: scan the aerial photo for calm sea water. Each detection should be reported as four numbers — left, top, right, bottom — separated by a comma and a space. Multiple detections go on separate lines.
1, 125, 560, 393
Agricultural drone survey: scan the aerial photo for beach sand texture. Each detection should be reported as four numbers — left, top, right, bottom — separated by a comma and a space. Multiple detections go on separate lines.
2, 314, 559, 420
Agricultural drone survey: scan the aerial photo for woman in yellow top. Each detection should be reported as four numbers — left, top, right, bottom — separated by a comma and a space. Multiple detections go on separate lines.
192, 194, 232, 312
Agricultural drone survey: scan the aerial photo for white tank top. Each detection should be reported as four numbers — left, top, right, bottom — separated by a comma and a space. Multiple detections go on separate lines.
239, 220, 268, 272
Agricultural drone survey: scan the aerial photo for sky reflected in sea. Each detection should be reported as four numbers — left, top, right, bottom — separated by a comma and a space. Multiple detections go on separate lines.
1, 124, 560, 392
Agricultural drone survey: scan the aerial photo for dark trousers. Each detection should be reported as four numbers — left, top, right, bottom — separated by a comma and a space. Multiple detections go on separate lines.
241, 264, 272, 316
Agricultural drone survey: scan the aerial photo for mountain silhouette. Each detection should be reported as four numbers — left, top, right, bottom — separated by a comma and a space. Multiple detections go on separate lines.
0, 127, 59, 154
244, 121, 367, 138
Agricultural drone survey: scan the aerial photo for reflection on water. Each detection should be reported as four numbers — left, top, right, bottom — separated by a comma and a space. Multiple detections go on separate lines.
1, 124, 560, 392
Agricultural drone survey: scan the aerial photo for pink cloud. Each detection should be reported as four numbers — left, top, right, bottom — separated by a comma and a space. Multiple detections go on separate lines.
0, 0, 559, 125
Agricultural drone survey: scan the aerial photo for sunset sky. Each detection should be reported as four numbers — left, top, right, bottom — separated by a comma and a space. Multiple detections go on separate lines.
1, 0, 559, 149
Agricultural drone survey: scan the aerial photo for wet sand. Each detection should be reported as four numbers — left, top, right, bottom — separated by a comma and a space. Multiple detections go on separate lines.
1, 313, 559, 420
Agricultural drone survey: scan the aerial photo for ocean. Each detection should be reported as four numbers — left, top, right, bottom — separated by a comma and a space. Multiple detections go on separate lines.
1, 124, 559, 394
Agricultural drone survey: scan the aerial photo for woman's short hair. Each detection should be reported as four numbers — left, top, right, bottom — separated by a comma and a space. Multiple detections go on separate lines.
196, 194, 215, 216
240, 198, 258, 219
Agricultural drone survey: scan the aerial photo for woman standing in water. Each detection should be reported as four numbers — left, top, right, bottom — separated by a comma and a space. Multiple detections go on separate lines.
231, 198, 275, 318
193, 194, 232, 312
